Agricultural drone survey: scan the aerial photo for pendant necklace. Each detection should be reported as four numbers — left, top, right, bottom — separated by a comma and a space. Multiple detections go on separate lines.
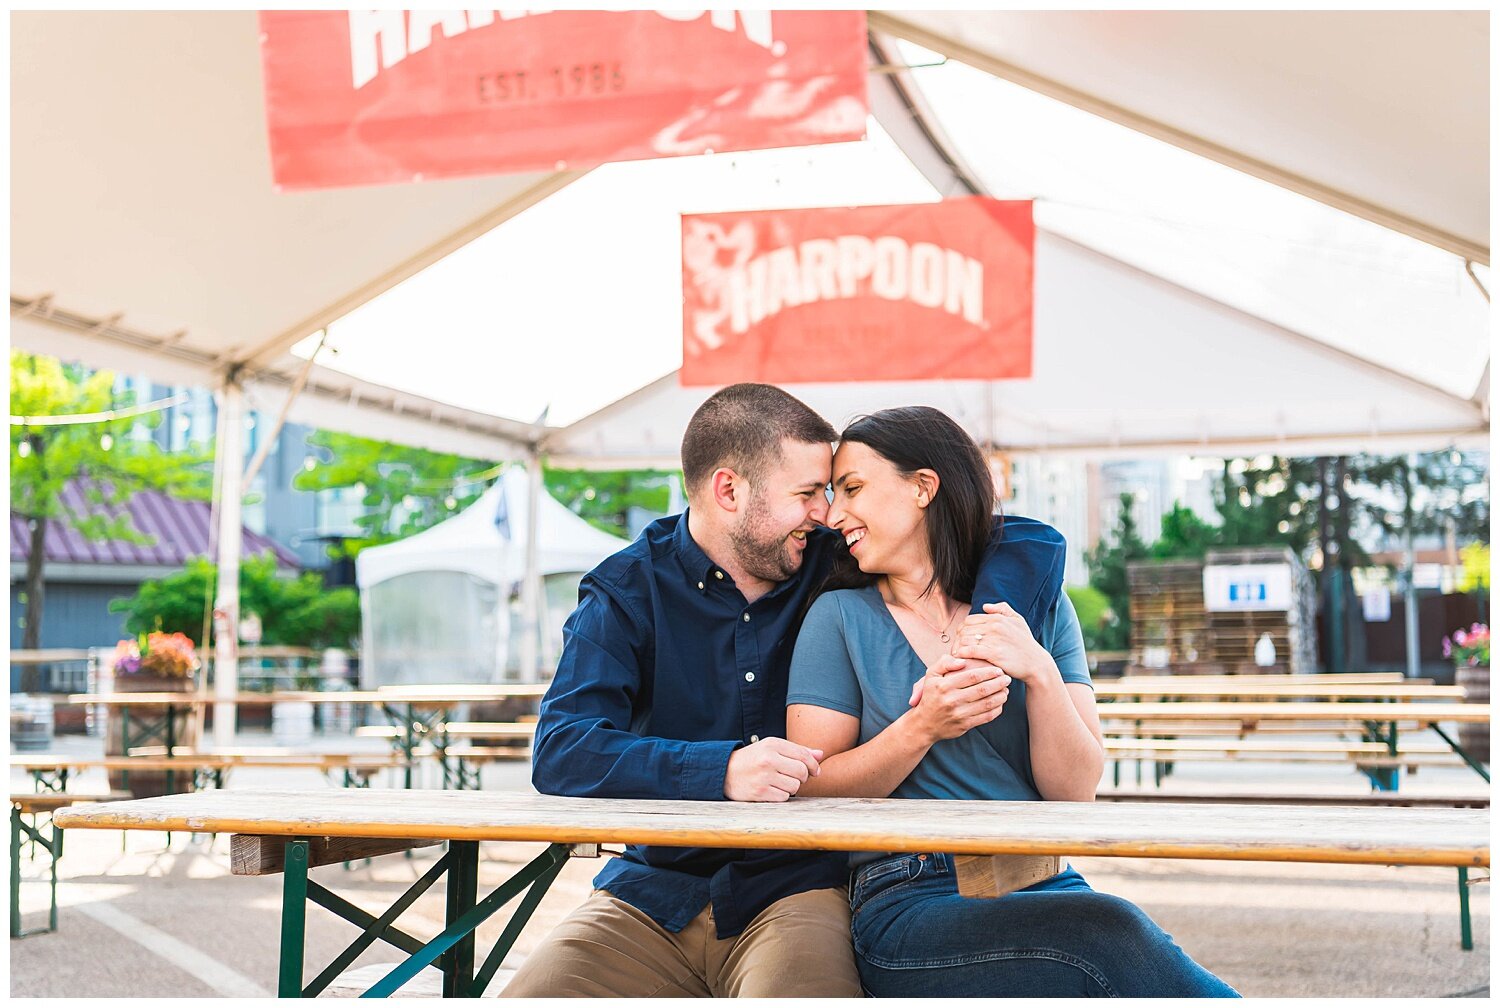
892, 596, 964, 645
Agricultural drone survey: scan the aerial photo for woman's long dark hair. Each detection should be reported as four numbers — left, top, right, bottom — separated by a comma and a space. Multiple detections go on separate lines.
818, 406, 1000, 604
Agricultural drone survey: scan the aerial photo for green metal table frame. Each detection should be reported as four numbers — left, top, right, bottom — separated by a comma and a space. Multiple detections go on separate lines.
10, 803, 60, 939
376, 702, 456, 791
116, 702, 196, 795
274, 838, 579, 997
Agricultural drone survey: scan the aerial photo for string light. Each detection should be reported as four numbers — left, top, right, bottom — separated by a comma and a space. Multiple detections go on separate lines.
99, 433, 113, 451
17, 440, 31, 458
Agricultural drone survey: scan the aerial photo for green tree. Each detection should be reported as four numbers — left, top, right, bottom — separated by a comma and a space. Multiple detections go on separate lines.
292, 430, 495, 559
1083, 492, 1150, 652
10, 351, 212, 648
110, 554, 361, 650
1064, 584, 1116, 654
545, 468, 679, 537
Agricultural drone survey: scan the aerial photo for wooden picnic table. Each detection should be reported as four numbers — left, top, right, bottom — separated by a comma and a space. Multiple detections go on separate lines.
1098, 701, 1490, 789
1115, 672, 1418, 686
1096, 683, 1466, 701
53, 790, 1488, 997
1097, 701, 1490, 724
65, 686, 549, 789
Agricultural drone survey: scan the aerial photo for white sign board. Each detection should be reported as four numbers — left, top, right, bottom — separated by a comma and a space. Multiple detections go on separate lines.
1203, 563, 1293, 612
1361, 586, 1392, 623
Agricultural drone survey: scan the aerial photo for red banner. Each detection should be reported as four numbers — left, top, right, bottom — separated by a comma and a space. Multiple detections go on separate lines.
258, 10, 868, 191
681, 198, 1034, 385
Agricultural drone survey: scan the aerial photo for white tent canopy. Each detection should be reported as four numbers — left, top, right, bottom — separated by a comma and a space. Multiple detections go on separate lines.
545, 230, 1488, 467
871, 10, 1489, 265
355, 468, 626, 687
9, 9, 572, 460
356, 468, 627, 589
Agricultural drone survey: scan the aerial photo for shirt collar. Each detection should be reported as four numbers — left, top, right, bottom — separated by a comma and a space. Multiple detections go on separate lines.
673, 508, 725, 585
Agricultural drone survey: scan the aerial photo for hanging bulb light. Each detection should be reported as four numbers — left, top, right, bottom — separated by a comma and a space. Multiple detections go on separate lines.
99, 433, 114, 451
445, 496, 458, 510
17, 439, 31, 458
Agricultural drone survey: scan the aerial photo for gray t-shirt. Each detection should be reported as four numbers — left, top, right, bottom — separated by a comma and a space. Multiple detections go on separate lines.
787, 585, 1091, 805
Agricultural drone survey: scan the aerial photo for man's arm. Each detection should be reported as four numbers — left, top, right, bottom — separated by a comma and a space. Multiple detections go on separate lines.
970, 515, 1067, 635
532, 581, 821, 801
532, 583, 736, 800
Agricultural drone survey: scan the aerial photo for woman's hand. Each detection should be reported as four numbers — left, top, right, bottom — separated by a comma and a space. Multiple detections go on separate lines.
903, 654, 1010, 743
952, 602, 1059, 685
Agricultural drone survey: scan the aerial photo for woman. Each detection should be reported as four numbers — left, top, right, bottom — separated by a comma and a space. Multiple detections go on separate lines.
786, 407, 1237, 998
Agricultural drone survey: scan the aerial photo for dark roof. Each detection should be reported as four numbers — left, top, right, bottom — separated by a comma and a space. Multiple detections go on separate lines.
11, 479, 300, 570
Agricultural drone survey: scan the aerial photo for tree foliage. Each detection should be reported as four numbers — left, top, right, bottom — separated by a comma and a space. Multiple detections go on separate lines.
291, 430, 496, 558
10, 351, 213, 646
109, 554, 360, 650
1082, 492, 1149, 652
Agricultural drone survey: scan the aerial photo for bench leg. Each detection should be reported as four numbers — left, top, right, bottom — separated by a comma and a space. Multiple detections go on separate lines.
279, 840, 310, 997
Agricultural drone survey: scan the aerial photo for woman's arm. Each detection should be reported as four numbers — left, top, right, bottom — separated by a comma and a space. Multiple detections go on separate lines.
952, 602, 1104, 801
789, 658, 1012, 798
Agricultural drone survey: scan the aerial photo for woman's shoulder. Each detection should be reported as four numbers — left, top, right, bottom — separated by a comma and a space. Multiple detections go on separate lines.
803, 585, 885, 628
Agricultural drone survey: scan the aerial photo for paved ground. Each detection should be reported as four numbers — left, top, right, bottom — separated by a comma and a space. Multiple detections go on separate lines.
9, 729, 1490, 998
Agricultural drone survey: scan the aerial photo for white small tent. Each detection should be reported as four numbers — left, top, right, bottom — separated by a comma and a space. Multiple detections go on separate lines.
355, 468, 628, 687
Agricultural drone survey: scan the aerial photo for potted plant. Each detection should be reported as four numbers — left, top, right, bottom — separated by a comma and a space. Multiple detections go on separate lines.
107, 632, 202, 797
1444, 623, 1489, 764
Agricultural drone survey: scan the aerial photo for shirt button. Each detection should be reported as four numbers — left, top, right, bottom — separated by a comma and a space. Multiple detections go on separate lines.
750, 735, 760, 743
714, 571, 725, 580
744, 672, 756, 683
697, 581, 705, 590
743, 612, 751, 622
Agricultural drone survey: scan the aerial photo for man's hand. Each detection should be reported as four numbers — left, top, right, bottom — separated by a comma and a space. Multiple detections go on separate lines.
724, 737, 824, 802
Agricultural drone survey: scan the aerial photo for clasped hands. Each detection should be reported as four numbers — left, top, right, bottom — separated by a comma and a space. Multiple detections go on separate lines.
906, 602, 1052, 740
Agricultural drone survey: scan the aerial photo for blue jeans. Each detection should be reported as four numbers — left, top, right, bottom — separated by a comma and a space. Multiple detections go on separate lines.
849, 854, 1240, 998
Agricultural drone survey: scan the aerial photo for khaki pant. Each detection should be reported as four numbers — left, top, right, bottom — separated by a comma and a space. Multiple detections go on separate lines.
500, 886, 861, 997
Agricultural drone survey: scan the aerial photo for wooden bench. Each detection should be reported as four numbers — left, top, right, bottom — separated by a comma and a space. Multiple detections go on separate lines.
1105, 737, 1463, 784
10, 791, 132, 938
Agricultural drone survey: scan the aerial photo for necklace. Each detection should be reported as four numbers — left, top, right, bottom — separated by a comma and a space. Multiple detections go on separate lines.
890, 596, 964, 644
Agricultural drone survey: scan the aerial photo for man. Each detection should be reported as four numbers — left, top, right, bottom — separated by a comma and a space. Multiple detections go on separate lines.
503, 383, 1066, 997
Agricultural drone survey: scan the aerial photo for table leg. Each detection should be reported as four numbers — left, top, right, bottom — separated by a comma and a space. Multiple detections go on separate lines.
1458, 867, 1473, 951
10, 805, 59, 939
278, 840, 310, 997
442, 841, 479, 996
364, 842, 572, 997
10, 805, 22, 939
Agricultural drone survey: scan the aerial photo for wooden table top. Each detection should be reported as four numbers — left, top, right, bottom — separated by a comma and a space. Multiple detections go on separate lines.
1096, 683, 1467, 701
1096, 702, 1490, 723
11, 753, 403, 771
1115, 673, 1415, 686
51, 790, 1488, 869
66, 685, 548, 706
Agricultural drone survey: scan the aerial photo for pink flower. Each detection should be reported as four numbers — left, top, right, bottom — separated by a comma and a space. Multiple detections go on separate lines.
1443, 638, 1453, 658
1454, 629, 1468, 646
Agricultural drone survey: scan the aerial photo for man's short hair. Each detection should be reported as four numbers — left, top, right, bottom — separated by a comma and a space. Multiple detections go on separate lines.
681, 384, 837, 495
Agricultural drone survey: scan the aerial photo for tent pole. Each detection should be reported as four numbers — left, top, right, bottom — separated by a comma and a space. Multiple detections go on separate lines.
518, 453, 544, 684
212, 375, 245, 747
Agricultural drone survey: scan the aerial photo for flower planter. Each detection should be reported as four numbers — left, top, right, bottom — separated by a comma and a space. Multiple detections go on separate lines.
1456, 664, 1489, 765
106, 675, 200, 798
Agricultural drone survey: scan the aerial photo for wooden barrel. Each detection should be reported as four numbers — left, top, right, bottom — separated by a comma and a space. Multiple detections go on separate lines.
1456, 664, 1489, 765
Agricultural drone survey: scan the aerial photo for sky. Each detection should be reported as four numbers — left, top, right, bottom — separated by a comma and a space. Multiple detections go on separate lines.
300, 40, 1490, 429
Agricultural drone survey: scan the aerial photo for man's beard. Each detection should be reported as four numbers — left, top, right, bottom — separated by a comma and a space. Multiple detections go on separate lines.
728, 491, 803, 583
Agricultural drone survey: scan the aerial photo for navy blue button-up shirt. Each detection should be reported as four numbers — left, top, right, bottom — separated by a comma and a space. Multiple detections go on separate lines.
532, 510, 1065, 938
